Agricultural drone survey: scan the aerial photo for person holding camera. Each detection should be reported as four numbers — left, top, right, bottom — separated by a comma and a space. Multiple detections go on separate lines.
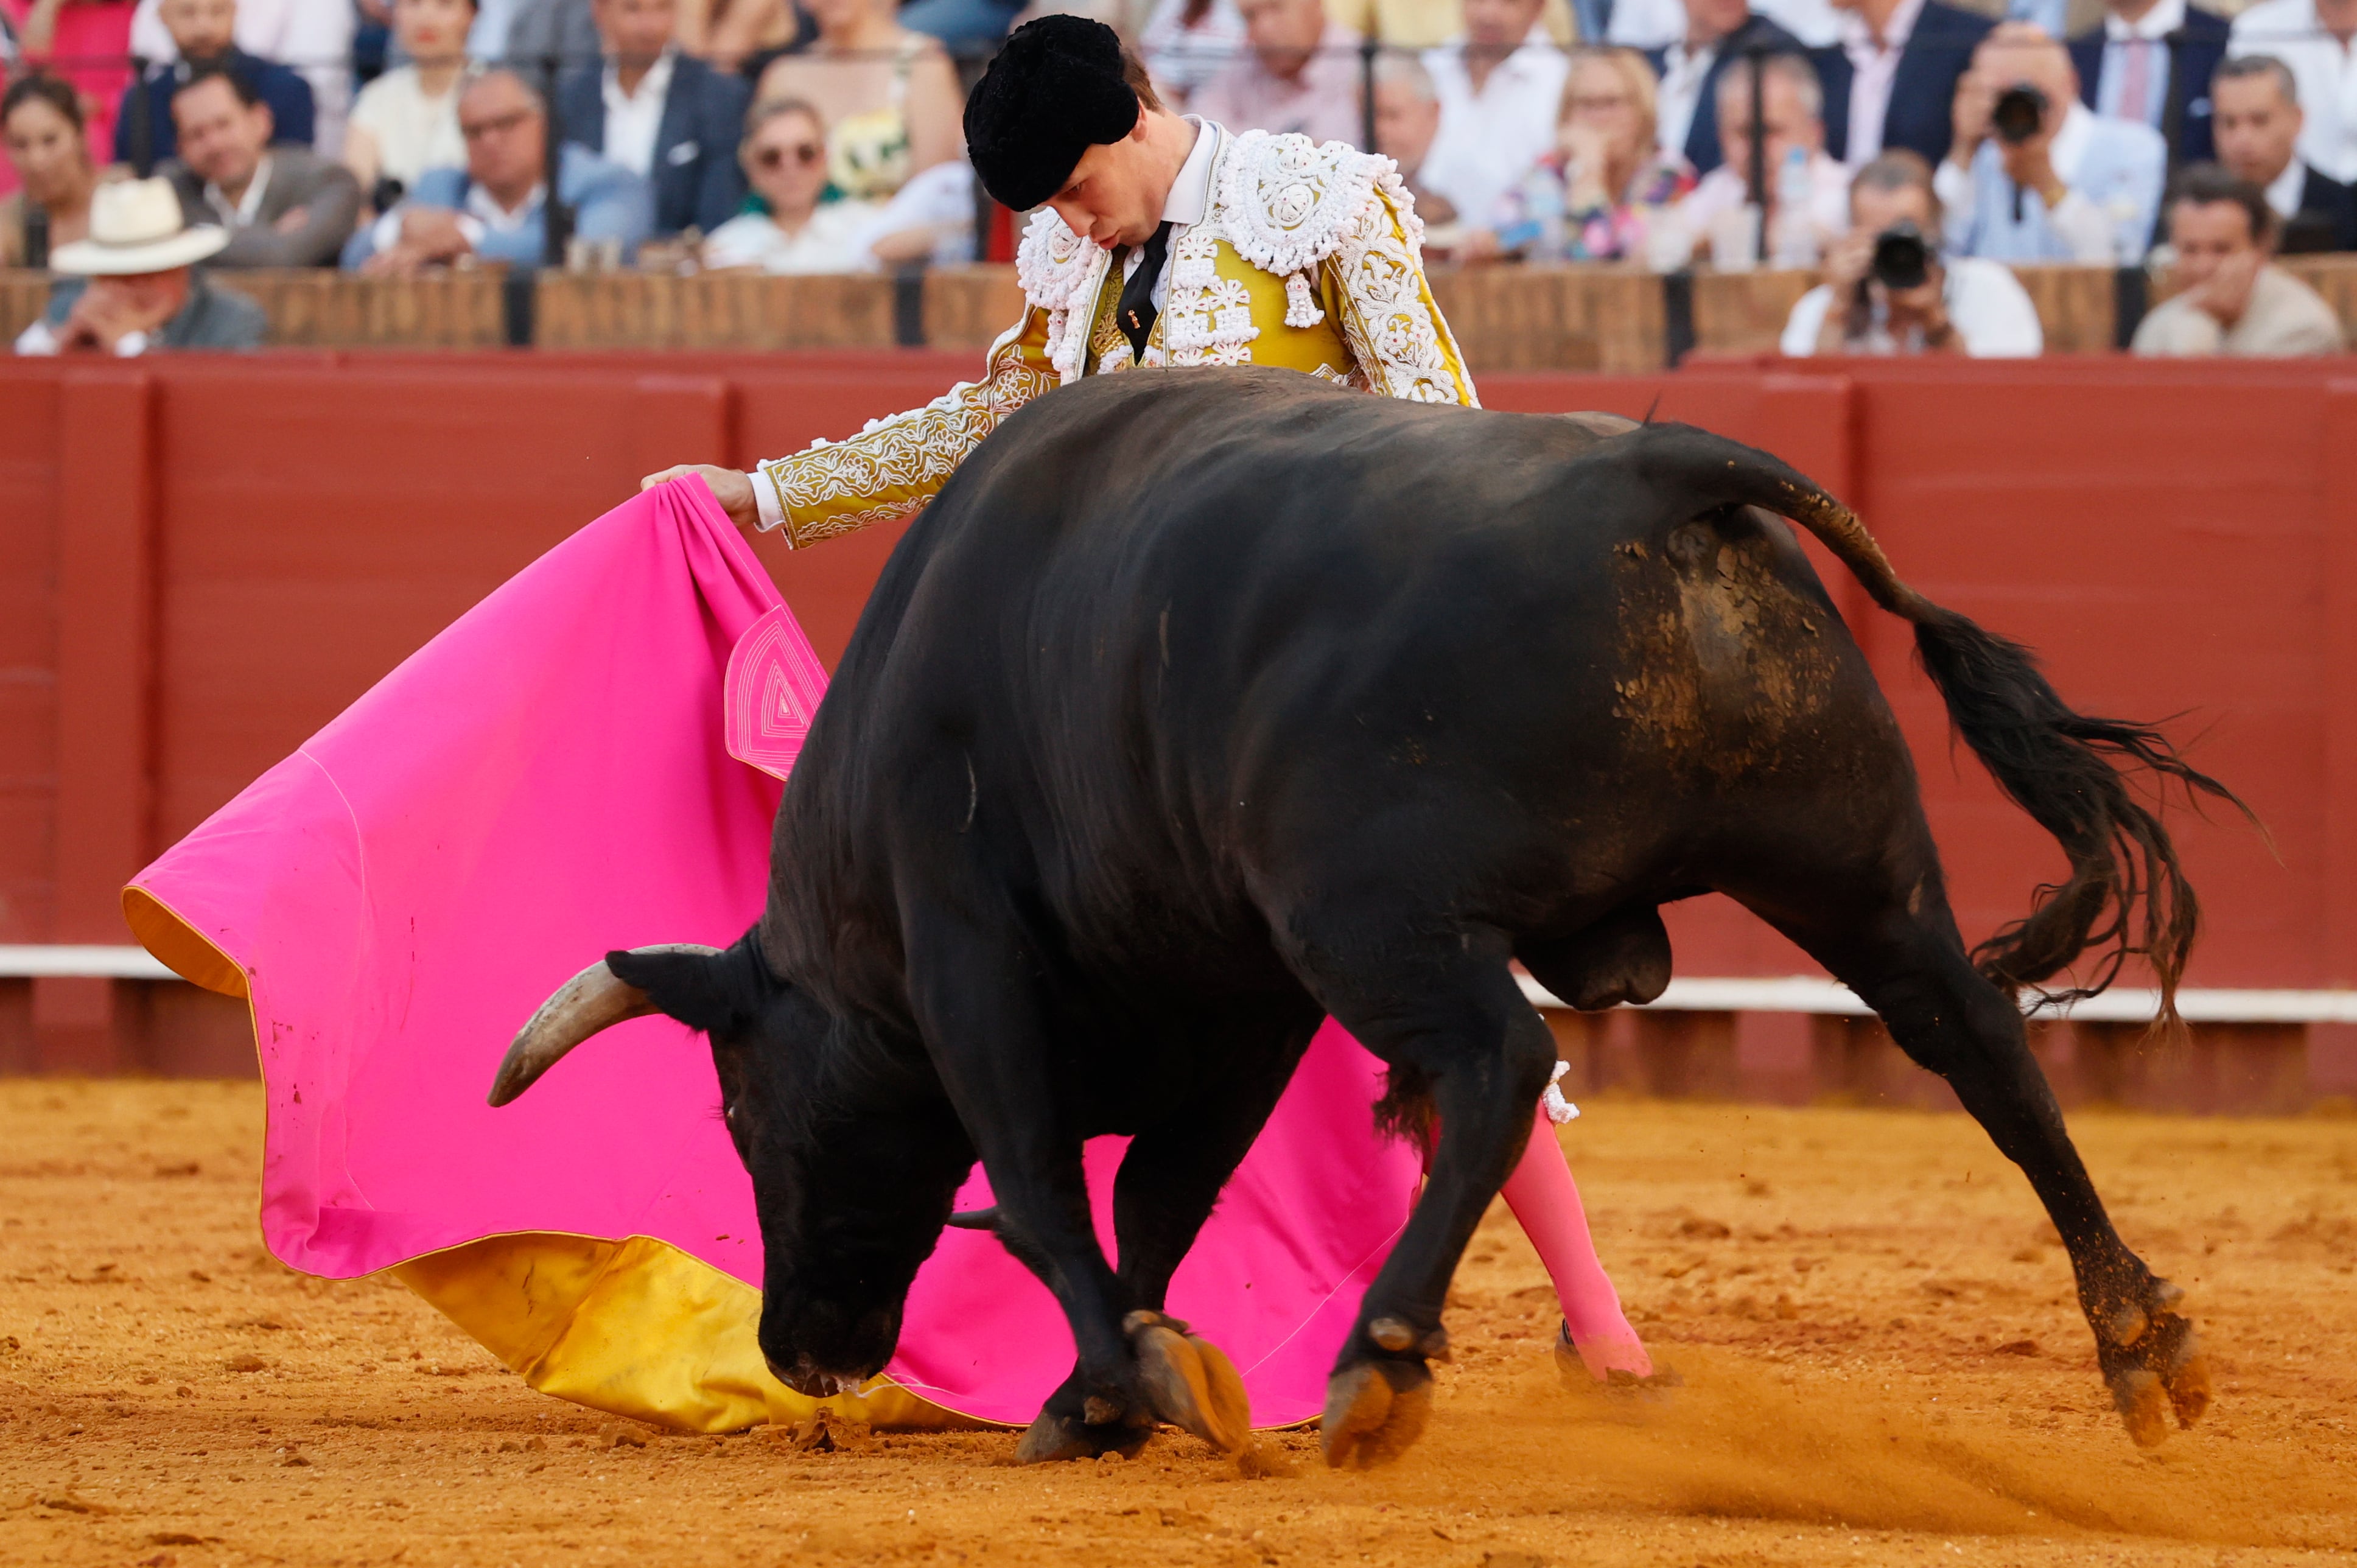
1936, 21, 2165, 263
2132, 162, 2344, 354
1781, 149, 2042, 354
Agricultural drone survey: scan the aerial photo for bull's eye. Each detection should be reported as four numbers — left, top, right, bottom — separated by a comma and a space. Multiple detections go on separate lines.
723, 1102, 738, 1127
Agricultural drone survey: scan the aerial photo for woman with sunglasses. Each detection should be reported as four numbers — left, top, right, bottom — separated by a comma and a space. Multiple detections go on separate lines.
702, 97, 874, 271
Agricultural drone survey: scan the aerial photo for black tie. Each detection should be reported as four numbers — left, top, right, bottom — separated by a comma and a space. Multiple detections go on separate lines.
1115, 220, 1175, 363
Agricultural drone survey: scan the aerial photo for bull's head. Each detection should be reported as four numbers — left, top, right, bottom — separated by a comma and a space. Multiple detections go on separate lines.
486, 942, 975, 1399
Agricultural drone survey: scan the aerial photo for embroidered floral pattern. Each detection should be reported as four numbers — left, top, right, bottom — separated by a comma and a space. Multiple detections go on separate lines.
1161, 230, 1263, 367
760, 335, 1055, 547
1329, 173, 1471, 406
1214, 130, 1387, 279
1017, 208, 1112, 385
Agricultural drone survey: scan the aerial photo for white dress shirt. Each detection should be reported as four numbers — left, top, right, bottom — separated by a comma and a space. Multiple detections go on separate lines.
1656, 40, 1715, 160
601, 49, 676, 181
744, 119, 1223, 533
2229, 0, 2357, 184
1421, 24, 1574, 241
1838, 0, 1928, 167
203, 154, 274, 228
2266, 155, 2308, 218
2095, 0, 2185, 130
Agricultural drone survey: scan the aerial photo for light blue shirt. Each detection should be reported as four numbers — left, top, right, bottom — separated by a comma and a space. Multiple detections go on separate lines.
1941, 103, 2166, 263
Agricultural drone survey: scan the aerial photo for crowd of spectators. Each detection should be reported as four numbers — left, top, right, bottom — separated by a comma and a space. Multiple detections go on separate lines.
3, 0, 2355, 356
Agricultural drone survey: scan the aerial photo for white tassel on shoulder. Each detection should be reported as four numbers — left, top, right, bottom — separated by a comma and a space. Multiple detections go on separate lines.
1283, 270, 1323, 328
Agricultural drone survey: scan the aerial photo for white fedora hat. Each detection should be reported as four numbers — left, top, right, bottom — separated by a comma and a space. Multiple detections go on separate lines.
51, 177, 229, 276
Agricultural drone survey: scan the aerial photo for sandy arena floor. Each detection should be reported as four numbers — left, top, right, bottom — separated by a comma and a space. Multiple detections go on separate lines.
1, 1080, 2352, 1568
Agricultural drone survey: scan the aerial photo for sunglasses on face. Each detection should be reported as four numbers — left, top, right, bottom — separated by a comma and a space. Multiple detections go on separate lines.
754, 141, 824, 171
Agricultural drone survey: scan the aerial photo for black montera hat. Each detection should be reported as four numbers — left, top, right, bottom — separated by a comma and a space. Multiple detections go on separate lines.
964, 15, 1142, 212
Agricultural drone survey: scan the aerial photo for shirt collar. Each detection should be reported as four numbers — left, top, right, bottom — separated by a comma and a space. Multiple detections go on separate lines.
1839, 0, 1927, 55
2266, 155, 2306, 217
2104, 0, 2185, 41
205, 152, 272, 226
603, 46, 675, 102
469, 178, 546, 226
1163, 117, 1218, 226
1441, 19, 1558, 77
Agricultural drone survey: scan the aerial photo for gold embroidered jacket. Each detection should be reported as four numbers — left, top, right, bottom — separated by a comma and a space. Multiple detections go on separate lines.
751, 125, 1480, 548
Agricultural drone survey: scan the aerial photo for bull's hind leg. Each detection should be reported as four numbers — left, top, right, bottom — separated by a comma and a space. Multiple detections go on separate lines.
1770, 889, 2210, 1447
1298, 928, 1557, 1468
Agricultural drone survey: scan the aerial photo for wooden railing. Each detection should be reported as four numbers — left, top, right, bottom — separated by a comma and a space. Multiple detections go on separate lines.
10, 256, 2357, 368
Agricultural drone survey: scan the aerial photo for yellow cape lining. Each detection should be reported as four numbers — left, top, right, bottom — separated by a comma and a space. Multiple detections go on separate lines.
123, 883, 986, 1433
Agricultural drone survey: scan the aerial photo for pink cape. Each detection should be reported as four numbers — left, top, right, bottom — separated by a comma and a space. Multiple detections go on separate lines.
125, 478, 1422, 1430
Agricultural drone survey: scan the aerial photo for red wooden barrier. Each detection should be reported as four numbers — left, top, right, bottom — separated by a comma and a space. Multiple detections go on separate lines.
1, 352, 2347, 1102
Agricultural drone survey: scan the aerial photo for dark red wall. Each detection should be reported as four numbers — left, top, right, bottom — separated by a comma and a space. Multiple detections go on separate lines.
1, 353, 2338, 1013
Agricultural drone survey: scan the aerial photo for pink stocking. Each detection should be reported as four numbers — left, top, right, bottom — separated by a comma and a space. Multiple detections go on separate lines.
1499, 1113, 1653, 1380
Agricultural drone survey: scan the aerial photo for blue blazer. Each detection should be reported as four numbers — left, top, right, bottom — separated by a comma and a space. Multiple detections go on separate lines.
1644, 14, 1808, 177
1811, 1, 1995, 168
554, 52, 749, 237
113, 50, 316, 166
2066, 6, 2229, 167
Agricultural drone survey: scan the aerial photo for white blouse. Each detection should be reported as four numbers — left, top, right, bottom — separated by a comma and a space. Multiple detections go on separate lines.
351, 65, 475, 192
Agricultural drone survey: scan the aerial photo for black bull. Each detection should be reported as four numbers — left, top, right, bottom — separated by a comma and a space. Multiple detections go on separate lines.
490, 368, 2235, 1468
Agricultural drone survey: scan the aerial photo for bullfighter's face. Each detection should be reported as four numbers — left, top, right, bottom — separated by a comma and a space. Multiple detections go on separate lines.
707, 990, 976, 1399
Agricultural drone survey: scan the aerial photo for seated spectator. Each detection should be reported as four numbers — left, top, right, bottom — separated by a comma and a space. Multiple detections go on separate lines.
2067, 0, 2229, 166
1663, 49, 1848, 265
1810, 0, 1992, 168
556, 0, 747, 236
1139, 0, 1249, 112
345, 0, 480, 205
1647, 0, 1804, 176
129, 0, 352, 154
1937, 22, 2164, 263
673, 0, 792, 70
1192, 0, 1361, 147
346, 67, 651, 269
1782, 149, 2042, 354
16, 175, 265, 352
1368, 51, 1455, 226
701, 96, 875, 270
116, 0, 315, 165
895, 0, 1020, 55
1473, 46, 1697, 261
163, 65, 359, 264
2133, 161, 2344, 354
2212, 54, 2356, 252
1421, 0, 1571, 232
1331, 0, 1577, 50
2227, 0, 2357, 215
751, 0, 964, 204
2, 74, 99, 266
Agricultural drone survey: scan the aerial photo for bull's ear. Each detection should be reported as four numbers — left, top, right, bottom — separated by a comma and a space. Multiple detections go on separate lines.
606, 945, 763, 1037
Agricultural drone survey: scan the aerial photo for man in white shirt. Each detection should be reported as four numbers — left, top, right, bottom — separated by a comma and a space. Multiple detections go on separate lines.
163, 65, 359, 266
1783, 149, 2044, 354
1191, 0, 1364, 146
1666, 49, 1851, 264
1810, 0, 1993, 167
2227, 0, 2357, 192
1937, 21, 2166, 261
1420, 0, 1569, 233
553, 0, 748, 236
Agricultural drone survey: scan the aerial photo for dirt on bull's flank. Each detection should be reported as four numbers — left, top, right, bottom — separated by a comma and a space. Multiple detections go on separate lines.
2, 1080, 2352, 1567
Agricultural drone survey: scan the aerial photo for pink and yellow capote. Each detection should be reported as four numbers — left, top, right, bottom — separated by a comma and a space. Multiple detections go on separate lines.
122, 477, 1429, 1433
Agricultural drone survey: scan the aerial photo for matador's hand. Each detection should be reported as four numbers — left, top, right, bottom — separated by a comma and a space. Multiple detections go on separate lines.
640, 464, 758, 531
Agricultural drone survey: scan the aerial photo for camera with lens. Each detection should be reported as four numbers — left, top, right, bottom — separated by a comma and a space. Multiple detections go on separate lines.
1991, 82, 2048, 145
1869, 220, 1936, 291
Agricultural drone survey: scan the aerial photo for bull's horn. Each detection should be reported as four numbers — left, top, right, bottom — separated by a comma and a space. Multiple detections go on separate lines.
484, 944, 721, 1107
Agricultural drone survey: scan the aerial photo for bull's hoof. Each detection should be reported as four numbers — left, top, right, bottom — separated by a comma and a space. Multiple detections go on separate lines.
1320, 1359, 1432, 1470
1014, 1410, 1152, 1465
1125, 1310, 1251, 1455
2096, 1283, 2209, 1449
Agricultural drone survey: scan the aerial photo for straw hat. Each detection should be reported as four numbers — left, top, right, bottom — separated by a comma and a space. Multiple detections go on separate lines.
51, 177, 229, 276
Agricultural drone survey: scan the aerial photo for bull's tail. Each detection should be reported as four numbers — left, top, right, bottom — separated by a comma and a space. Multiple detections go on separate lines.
486, 933, 774, 1106
1612, 423, 2251, 1025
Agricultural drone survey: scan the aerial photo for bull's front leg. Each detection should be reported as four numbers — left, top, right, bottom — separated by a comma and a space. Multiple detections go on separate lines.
1314, 943, 1557, 1469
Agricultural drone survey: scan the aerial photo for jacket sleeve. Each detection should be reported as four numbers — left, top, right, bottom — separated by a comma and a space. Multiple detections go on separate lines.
749, 307, 1059, 547
1322, 178, 1479, 407
220, 160, 363, 267
692, 73, 751, 234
